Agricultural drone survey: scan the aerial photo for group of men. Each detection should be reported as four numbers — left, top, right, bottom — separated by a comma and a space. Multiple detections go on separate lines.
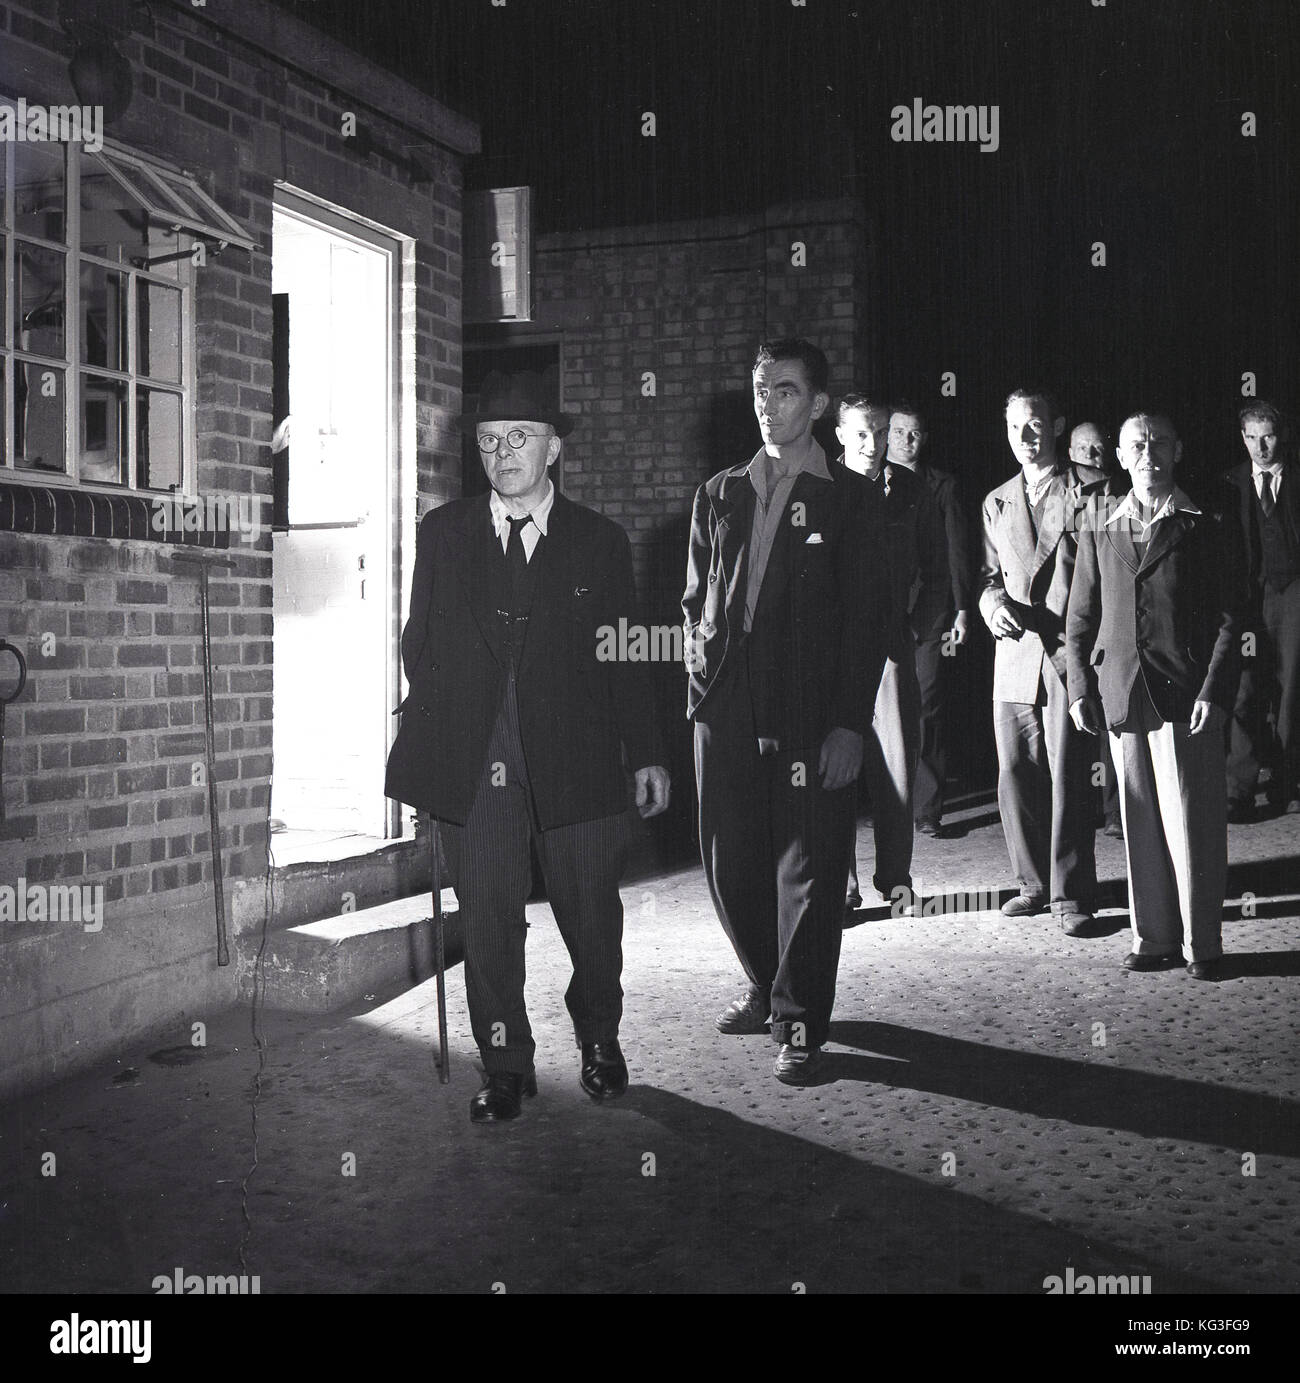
383, 343, 1292, 1120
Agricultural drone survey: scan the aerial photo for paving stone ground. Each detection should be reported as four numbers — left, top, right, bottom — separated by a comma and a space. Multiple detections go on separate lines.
1, 799, 1297, 1297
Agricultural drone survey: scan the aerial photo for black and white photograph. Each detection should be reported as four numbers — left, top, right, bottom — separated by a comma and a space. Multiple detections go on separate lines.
0, 0, 1296, 1345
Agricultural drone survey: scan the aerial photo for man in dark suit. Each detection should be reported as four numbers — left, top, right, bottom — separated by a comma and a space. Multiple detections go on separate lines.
683, 339, 884, 1085
1224, 401, 1300, 820
835, 394, 948, 912
385, 369, 670, 1123
886, 404, 971, 835
1066, 412, 1242, 979
978, 389, 1104, 935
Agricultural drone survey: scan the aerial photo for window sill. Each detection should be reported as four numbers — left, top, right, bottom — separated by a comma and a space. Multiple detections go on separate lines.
0, 480, 231, 547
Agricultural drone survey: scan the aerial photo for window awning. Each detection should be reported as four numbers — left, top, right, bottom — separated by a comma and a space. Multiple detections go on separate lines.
90, 149, 257, 255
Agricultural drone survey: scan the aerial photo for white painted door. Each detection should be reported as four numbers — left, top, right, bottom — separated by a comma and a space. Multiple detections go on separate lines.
270, 202, 394, 838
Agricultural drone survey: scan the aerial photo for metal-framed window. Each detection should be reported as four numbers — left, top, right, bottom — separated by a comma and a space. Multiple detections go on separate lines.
1, 101, 253, 494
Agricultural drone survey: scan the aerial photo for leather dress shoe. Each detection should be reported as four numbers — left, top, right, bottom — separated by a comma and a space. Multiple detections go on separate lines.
1103, 817, 1124, 839
1287, 800, 1300, 815
915, 817, 940, 836
579, 1039, 628, 1100
1121, 951, 1181, 972
469, 1071, 537, 1123
1001, 892, 1048, 917
1187, 958, 1225, 981
716, 989, 771, 1034
773, 1044, 822, 1085
1058, 911, 1097, 937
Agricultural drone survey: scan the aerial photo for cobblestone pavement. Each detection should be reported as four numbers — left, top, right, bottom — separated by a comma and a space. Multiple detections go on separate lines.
2, 803, 1297, 1296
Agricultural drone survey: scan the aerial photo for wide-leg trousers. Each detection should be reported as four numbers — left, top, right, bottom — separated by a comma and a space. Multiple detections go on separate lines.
694, 661, 855, 1050
1110, 682, 1226, 962
992, 665, 1098, 913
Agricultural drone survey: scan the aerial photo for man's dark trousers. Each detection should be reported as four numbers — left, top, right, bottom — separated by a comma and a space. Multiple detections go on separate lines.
1228, 579, 1300, 805
694, 651, 854, 1050
913, 632, 948, 823
439, 673, 630, 1076
1223, 462, 1300, 806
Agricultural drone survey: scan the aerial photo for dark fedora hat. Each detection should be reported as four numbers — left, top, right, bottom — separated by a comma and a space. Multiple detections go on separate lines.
461, 366, 576, 437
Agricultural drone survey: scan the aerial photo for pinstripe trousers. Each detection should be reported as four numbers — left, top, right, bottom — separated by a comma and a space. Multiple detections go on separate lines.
437, 674, 632, 1074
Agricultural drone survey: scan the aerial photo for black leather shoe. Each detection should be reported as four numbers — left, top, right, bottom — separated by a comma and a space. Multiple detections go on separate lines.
1104, 817, 1124, 839
915, 817, 940, 836
1001, 892, 1048, 917
579, 1039, 628, 1100
469, 1071, 537, 1123
1187, 958, 1225, 981
1122, 951, 1181, 972
773, 1044, 822, 1085
716, 989, 771, 1034
1058, 911, 1097, 937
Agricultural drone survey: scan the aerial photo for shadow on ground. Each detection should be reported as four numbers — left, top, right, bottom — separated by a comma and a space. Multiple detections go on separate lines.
825, 1021, 1300, 1157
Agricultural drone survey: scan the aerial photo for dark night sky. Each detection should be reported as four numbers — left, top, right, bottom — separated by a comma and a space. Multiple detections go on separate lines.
270, 0, 1298, 492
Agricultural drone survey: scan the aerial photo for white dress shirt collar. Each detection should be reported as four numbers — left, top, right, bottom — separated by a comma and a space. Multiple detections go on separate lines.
490, 478, 555, 548
1105, 485, 1201, 533
1253, 462, 1284, 499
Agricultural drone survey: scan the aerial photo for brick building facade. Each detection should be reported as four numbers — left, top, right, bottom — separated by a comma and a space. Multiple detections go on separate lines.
1, 0, 876, 1098
0, 0, 475, 1096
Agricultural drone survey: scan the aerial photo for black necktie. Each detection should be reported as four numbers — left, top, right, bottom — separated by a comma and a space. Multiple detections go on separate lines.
505, 514, 532, 587
1260, 471, 1276, 518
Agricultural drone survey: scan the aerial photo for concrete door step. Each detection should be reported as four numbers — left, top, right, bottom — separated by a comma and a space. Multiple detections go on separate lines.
239, 889, 461, 1013
231, 835, 430, 933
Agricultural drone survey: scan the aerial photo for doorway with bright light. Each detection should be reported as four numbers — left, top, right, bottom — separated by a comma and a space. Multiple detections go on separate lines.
269, 191, 403, 860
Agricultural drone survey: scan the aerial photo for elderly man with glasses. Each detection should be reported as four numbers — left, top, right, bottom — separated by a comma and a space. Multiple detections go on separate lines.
386, 368, 670, 1122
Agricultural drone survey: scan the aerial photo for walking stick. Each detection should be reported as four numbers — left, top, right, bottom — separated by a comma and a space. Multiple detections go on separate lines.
430, 817, 449, 1083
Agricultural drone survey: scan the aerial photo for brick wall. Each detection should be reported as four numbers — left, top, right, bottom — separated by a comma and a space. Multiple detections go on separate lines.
0, 0, 474, 1095
532, 197, 872, 613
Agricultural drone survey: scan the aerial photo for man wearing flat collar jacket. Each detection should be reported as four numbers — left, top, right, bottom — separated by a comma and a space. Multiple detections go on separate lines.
979, 388, 1105, 936
385, 368, 670, 1123
683, 339, 887, 1086
1066, 412, 1244, 980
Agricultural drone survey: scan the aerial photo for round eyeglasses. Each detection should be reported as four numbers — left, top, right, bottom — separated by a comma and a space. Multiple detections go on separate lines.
476, 429, 549, 454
